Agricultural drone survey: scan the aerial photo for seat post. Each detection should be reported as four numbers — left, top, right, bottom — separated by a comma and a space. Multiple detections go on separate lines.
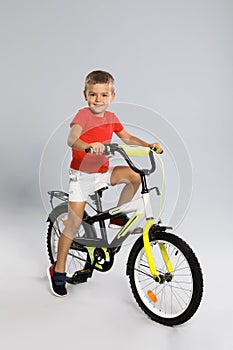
94, 190, 108, 242
94, 191, 103, 212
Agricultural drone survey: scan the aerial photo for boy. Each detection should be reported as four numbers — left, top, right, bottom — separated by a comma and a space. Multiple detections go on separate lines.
47, 70, 163, 297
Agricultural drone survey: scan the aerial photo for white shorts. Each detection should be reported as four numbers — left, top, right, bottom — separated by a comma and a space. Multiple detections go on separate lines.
68, 168, 113, 202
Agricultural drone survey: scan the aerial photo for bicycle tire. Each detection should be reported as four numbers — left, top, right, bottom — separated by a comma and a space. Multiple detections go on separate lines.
127, 230, 203, 326
46, 204, 91, 279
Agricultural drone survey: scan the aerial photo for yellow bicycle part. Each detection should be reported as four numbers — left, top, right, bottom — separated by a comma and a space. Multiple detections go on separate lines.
86, 247, 111, 270
143, 219, 160, 280
143, 220, 174, 281
159, 242, 173, 273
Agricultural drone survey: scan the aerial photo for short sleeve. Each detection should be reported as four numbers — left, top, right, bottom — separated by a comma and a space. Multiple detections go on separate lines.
112, 113, 124, 133
70, 108, 88, 129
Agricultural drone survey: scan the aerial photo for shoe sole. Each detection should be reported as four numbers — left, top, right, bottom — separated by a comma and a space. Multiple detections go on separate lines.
46, 266, 68, 298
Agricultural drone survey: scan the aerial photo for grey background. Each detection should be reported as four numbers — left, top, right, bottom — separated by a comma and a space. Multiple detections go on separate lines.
0, 1, 232, 349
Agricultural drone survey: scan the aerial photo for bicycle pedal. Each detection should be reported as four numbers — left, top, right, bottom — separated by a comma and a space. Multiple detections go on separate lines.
66, 269, 92, 285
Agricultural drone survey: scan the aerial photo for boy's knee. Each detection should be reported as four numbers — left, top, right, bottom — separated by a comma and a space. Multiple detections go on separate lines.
63, 215, 82, 239
121, 169, 140, 187
130, 171, 141, 185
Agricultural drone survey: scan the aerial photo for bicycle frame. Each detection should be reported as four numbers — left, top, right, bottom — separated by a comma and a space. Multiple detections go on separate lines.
79, 192, 152, 247
84, 191, 172, 280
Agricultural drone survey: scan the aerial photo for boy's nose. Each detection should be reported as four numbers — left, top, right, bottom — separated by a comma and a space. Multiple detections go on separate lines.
96, 94, 102, 102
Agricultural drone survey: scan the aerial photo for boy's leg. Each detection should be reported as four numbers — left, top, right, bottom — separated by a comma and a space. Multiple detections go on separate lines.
54, 201, 86, 273
110, 166, 141, 205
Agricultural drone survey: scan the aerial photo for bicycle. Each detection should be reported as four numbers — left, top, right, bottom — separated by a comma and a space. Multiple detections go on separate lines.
46, 143, 203, 326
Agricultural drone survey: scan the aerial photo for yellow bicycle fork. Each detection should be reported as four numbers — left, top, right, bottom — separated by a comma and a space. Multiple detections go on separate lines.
142, 219, 173, 282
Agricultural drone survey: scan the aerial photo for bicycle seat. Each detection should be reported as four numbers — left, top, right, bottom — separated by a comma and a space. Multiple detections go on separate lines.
89, 186, 108, 200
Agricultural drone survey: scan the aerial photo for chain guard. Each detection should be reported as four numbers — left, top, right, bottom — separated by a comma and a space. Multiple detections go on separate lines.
90, 247, 115, 272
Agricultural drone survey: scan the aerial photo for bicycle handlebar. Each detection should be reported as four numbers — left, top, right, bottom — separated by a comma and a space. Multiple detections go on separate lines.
85, 144, 162, 175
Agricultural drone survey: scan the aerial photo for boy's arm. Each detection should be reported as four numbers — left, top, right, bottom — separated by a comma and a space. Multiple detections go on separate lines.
116, 128, 163, 153
67, 124, 105, 153
67, 125, 88, 150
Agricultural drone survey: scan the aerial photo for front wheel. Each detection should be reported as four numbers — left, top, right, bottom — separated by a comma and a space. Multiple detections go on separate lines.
127, 231, 203, 326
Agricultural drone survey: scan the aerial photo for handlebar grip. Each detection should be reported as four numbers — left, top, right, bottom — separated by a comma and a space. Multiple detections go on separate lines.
85, 144, 112, 155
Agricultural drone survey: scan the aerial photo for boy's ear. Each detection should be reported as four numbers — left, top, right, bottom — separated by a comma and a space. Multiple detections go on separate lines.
83, 90, 87, 100
111, 92, 116, 102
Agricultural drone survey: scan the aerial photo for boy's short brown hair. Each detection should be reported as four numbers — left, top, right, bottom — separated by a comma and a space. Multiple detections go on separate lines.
84, 70, 115, 92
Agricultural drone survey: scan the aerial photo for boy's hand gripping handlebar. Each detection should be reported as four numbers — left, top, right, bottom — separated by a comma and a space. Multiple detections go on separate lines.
85, 144, 163, 176
85, 143, 162, 156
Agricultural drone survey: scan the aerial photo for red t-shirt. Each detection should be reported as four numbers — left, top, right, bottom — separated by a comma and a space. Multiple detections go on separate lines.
70, 108, 124, 172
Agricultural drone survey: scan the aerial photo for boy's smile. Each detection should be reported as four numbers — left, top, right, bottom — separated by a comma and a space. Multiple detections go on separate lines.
84, 83, 115, 117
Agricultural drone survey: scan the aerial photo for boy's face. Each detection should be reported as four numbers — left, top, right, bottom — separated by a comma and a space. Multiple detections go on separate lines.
84, 83, 115, 117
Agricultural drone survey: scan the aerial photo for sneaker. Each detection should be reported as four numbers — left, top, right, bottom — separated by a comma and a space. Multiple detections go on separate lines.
109, 214, 129, 229
47, 264, 67, 297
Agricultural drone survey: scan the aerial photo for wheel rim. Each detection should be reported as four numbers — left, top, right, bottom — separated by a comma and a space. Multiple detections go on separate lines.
49, 213, 89, 277
134, 240, 194, 319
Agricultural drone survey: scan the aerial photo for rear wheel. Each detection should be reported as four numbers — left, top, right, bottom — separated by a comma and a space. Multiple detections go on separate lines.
46, 205, 91, 279
128, 231, 203, 326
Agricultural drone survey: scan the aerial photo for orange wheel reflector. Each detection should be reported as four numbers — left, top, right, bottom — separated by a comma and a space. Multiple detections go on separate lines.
147, 290, 158, 303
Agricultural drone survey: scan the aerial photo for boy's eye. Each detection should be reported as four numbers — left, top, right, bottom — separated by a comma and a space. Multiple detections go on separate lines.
88, 93, 109, 97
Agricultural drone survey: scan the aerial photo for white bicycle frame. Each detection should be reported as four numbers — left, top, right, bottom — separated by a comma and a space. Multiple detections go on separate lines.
108, 192, 153, 237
